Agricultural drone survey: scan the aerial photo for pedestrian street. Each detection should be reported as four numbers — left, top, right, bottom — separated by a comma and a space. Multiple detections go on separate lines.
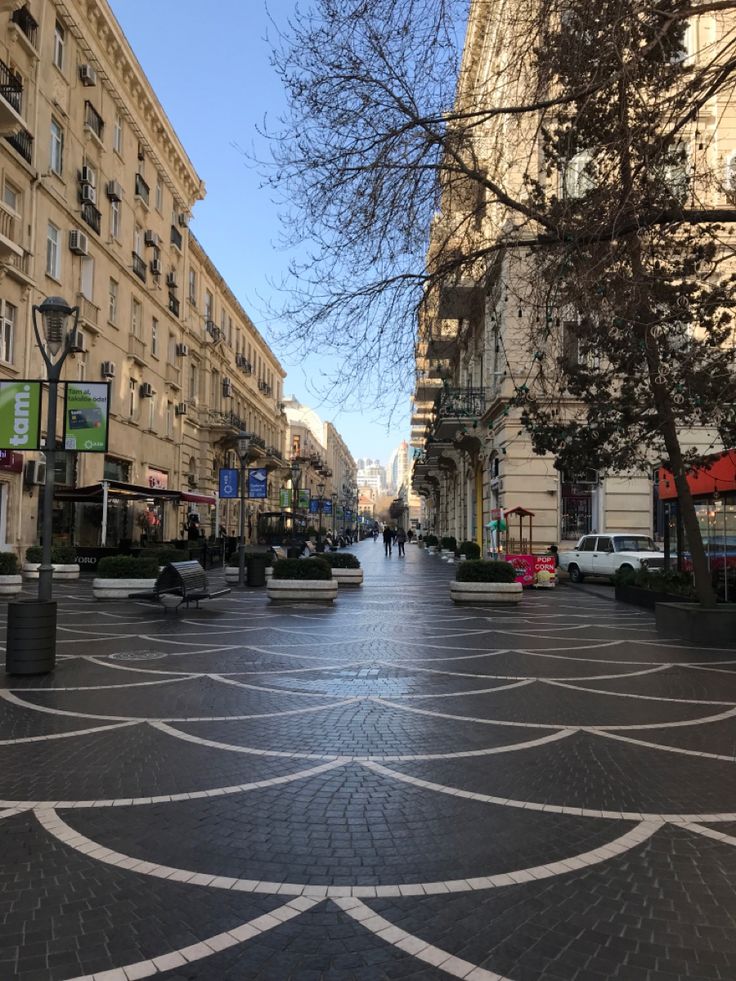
1, 541, 735, 980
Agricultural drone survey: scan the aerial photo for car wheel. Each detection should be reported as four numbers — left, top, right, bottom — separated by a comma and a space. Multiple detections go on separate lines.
619, 564, 634, 573
568, 564, 584, 583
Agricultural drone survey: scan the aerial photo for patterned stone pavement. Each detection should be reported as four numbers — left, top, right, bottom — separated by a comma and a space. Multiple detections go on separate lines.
1, 541, 735, 981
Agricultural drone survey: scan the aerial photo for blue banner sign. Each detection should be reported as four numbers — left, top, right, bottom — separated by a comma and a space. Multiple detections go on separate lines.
322, 500, 333, 516
219, 468, 239, 499
309, 498, 319, 514
248, 468, 268, 499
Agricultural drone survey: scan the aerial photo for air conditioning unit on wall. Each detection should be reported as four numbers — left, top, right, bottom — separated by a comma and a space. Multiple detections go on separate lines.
24, 461, 46, 485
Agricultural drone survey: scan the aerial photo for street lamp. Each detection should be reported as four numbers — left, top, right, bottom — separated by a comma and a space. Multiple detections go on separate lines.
34, 297, 79, 605
316, 481, 325, 550
237, 430, 250, 588
331, 491, 338, 540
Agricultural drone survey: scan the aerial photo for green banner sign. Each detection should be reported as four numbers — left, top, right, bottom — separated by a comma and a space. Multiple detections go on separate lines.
279, 488, 292, 508
0, 381, 42, 450
298, 488, 311, 509
63, 381, 110, 453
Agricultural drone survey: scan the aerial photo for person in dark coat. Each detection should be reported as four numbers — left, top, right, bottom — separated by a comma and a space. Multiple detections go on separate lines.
382, 526, 393, 557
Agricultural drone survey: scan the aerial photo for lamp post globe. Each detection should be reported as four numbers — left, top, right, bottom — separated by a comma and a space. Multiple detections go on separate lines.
37, 295, 75, 357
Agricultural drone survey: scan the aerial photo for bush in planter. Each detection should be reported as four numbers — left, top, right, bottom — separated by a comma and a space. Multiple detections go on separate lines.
456, 560, 517, 583
146, 548, 182, 566
26, 545, 77, 564
424, 534, 439, 547
272, 557, 332, 580
613, 565, 696, 599
97, 555, 159, 578
459, 541, 481, 560
320, 552, 361, 569
0, 553, 18, 574
440, 536, 457, 551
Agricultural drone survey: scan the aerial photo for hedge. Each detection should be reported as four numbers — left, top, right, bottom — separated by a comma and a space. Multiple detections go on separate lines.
0, 553, 18, 575
272, 557, 332, 580
613, 565, 696, 598
319, 552, 361, 569
145, 548, 182, 566
440, 536, 457, 551
97, 555, 159, 579
26, 545, 77, 564
424, 534, 439, 547
459, 541, 481, 560
456, 560, 517, 583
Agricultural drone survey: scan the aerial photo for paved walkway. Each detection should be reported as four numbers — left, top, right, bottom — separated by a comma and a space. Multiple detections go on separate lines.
1, 541, 735, 981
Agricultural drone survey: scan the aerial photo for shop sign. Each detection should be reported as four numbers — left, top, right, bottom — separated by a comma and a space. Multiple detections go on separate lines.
0, 450, 23, 473
146, 467, 168, 490
0, 381, 42, 451
279, 488, 292, 508
533, 554, 557, 586
248, 468, 268, 499
219, 468, 239, 499
505, 553, 536, 587
63, 382, 110, 453
298, 488, 311, 509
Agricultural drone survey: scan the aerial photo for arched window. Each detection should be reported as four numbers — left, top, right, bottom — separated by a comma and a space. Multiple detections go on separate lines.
563, 150, 595, 199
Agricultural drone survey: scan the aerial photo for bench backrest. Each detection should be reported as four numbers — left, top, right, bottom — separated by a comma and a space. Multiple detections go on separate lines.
155, 560, 208, 596
272, 546, 288, 561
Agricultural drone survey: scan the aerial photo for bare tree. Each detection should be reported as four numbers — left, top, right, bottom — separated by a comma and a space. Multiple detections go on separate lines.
266, 0, 736, 605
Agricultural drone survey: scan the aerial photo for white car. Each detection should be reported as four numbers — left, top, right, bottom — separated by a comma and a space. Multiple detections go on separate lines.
558, 533, 665, 583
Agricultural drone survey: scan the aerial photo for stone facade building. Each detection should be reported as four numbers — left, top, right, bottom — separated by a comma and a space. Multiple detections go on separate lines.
0, 0, 286, 553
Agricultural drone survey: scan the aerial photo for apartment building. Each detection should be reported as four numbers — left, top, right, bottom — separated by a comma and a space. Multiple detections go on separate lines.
0, 0, 286, 552
411, 3, 728, 551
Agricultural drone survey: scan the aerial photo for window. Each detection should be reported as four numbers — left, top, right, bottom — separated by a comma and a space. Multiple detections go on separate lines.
188, 268, 197, 304
128, 378, 137, 418
151, 318, 159, 357
165, 401, 173, 437
204, 289, 213, 321
134, 224, 143, 258
167, 332, 176, 364
108, 278, 118, 325
53, 20, 65, 71
580, 537, 597, 552
113, 113, 123, 154
80, 255, 94, 301
3, 181, 20, 214
148, 394, 156, 430
155, 173, 163, 212
563, 150, 594, 199
0, 301, 16, 364
596, 536, 612, 552
110, 198, 121, 240
131, 298, 141, 337
661, 143, 690, 203
46, 222, 60, 279
77, 333, 87, 380
50, 118, 64, 175
188, 362, 198, 402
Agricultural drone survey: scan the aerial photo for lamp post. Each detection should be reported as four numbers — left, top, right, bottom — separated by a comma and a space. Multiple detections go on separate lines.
316, 481, 325, 550
331, 491, 338, 540
237, 430, 250, 588
290, 458, 301, 544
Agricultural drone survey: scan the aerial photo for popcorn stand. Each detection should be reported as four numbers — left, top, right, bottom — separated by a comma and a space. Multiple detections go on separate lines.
488, 506, 556, 588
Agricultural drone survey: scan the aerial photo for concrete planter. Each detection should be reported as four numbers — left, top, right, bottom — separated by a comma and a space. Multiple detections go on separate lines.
0, 575, 22, 597
226, 567, 273, 584
267, 578, 338, 603
22, 563, 80, 581
450, 581, 523, 605
441, 549, 454, 559
615, 584, 689, 610
92, 578, 156, 600
331, 568, 364, 587
655, 602, 736, 646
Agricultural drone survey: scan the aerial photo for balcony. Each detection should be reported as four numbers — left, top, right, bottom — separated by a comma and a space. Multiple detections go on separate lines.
134, 173, 149, 206
81, 201, 101, 234
76, 294, 100, 334
83, 101, 104, 142
4, 248, 32, 282
10, 6, 38, 48
258, 380, 272, 396
205, 320, 221, 342
0, 199, 23, 261
127, 333, 146, 365
165, 363, 181, 389
132, 251, 147, 283
433, 387, 487, 440
5, 125, 32, 163
0, 59, 24, 136
170, 224, 183, 250
168, 293, 180, 317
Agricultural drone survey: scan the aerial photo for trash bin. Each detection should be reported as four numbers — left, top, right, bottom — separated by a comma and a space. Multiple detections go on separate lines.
243, 547, 271, 588
6, 600, 57, 675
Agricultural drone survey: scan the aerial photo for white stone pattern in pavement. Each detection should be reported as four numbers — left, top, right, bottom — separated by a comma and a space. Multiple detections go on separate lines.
0, 545, 735, 981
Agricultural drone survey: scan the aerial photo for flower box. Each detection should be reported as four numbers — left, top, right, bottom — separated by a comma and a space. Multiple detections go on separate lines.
450, 581, 523, 604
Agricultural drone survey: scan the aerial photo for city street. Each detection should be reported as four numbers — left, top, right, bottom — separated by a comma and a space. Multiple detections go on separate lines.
1, 541, 735, 981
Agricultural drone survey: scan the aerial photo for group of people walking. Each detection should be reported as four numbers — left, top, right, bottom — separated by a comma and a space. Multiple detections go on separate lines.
382, 525, 408, 557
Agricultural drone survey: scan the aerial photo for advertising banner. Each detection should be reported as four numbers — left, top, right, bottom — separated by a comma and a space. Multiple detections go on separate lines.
533, 554, 557, 587
279, 488, 292, 508
298, 488, 311, 509
322, 500, 333, 516
505, 553, 536, 587
0, 450, 23, 472
63, 381, 110, 452
308, 498, 319, 514
248, 468, 268, 499
219, 468, 239, 499
0, 381, 42, 451
344, 510, 352, 522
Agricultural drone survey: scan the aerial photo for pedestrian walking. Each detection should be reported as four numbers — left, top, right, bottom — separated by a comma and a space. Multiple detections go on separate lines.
382, 525, 393, 557
397, 527, 407, 557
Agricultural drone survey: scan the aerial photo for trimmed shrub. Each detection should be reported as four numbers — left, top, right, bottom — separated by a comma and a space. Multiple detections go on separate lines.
613, 565, 696, 598
320, 551, 361, 569
25, 545, 75, 563
456, 560, 517, 583
424, 534, 439, 547
97, 555, 159, 579
228, 549, 273, 568
0, 553, 18, 575
459, 541, 481, 560
25, 546, 42, 564
440, 536, 457, 551
272, 557, 332, 581
146, 548, 182, 566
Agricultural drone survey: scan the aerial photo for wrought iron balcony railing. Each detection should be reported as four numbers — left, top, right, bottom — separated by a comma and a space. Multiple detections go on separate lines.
436, 387, 487, 419
132, 251, 147, 282
168, 293, 180, 317
134, 173, 149, 206
5, 127, 32, 163
0, 59, 22, 115
81, 202, 101, 234
170, 224, 183, 250
11, 6, 38, 48
84, 101, 104, 141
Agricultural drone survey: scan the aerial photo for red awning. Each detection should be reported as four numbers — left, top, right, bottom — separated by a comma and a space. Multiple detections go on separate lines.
658, 449, 736, 501
179, 492, 217, 505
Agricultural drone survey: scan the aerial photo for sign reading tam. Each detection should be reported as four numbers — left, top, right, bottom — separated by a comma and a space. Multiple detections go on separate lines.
63, 381, 110, 453
0, 381, 42, 450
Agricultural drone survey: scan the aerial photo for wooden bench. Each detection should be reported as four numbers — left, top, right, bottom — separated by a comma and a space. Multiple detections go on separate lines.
131, 560, 231, 611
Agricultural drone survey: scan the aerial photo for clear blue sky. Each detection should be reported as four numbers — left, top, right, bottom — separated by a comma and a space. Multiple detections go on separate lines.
108, 0, 411, 466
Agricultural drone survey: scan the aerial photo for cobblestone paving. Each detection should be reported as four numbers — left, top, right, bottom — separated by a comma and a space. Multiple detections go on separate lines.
1, 542, 735, 980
